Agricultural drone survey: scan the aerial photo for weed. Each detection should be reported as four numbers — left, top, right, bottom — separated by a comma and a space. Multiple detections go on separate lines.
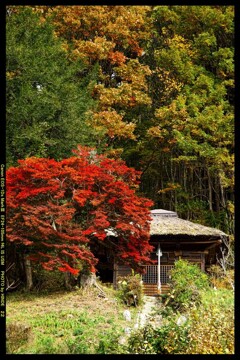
95, 330, 125, 354
73, 327, 84, 336
186, 288, 234, 354
65, 336, 89, 354
208, 264, 234, 290
6, 322, 31, 353
127, 262, 234, 355
117, 272, 144, 307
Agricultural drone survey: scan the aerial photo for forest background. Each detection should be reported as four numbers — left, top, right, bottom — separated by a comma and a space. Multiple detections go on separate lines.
6, 5, 234, 234
5, 6, 235, 354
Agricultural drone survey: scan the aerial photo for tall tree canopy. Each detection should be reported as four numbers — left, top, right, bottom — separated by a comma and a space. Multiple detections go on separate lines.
6, 146, 153, 276
133, 5, 234, 232
6, 5, 234, 233
6, 7, 97, 167
35, 5, 153, 155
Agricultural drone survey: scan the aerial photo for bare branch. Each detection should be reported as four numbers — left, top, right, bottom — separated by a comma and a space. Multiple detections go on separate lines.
216, 236, 234, 290
6, 262, 22, 292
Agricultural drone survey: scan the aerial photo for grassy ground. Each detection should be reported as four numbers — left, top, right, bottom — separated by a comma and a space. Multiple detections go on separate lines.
6, 278, 234, 354
6, 285, 140, 354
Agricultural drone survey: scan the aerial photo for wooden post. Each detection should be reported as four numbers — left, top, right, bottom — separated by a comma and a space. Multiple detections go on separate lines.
157, 243, 162, 294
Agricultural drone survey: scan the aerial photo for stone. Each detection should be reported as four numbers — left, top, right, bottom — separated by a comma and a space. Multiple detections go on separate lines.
176, 315, 187, 326
124, 327, 132, 334
123, 309, 131, 321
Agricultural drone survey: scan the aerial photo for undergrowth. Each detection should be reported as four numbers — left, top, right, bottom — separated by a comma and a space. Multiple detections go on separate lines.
126, 260, 234, 355
6, 284, 139, 354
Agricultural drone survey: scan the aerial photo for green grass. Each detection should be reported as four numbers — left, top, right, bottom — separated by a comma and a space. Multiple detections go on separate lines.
6, 285, 140, 354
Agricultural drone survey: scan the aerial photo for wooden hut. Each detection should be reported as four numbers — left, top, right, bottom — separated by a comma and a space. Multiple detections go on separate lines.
112, 209, 228, 296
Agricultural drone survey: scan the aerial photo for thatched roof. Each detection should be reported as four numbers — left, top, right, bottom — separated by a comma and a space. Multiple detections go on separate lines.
150, 217, 226, 237
105, 209, 228, 242
150, 209, 227, 239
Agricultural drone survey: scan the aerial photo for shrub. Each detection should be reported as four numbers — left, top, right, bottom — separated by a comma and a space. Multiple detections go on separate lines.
208, 264, 234, 290
127, 320, 190, 354
32, 335, 63, 354
117, 272, 144, 307
128, 286, 234, 355
186, 288, 234, 354
127, 325, 157, 354
32, 264, 65, 292
165, 259, 210, 311
127, 261, 234, 355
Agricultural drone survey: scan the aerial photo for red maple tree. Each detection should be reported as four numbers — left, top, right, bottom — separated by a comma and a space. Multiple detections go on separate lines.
6, 146, 154, 277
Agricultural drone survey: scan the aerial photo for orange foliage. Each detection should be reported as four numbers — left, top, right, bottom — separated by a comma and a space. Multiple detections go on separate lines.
36, 5, 152, 142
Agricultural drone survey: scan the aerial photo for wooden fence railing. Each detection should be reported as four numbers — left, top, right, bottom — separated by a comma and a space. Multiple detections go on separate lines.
142, 265, 174, 285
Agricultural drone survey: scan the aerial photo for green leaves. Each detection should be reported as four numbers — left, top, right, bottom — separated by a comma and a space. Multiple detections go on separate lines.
166, 259, 210, 311
6, 7, 96, 166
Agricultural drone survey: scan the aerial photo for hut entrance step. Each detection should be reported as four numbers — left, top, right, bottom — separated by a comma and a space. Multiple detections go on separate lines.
143, 283, 170, 296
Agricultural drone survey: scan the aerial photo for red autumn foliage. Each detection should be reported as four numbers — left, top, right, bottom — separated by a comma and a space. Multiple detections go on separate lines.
7, 146, 154, 276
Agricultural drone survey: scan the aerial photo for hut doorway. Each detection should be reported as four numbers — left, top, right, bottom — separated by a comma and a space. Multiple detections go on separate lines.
95, 254, 114, 284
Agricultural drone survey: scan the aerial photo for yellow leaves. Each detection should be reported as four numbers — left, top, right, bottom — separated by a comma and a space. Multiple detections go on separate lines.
157, 68, 183, 94
35, 5, 152, 143
158, 182, 181, 194
104, 6, 151, 44
190, 128, 201, 136
146, 126, 165, 142
226, 201, 234, 215
6, 70, 20, 79
46, 6, 151, 52
89, 110, 136, 140
60, 40, 69, 53
73, 37, 115, 62
114, 59, 152, 91
167, 34, 196, 58
93, 83, 151, 109
105, 148, 124, 159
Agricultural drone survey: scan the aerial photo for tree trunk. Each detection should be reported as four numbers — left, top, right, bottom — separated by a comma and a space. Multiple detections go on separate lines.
64, 272, 74, 290
24, 256, 33, 291
206, 167, 213, 212
78, 273, 96, 288
218, 170, 226, 209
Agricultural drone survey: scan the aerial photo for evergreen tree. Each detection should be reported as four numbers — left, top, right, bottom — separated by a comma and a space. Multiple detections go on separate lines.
6, 7, 97, 167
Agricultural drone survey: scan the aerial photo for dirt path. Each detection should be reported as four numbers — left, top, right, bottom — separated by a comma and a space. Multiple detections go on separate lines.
135, 296, 159, 328
119, 296, 162, 345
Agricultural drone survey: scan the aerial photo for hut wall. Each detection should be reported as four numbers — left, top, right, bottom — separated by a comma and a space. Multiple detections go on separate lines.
113, 262, 132, 289
180, 251, 205, 271
113, 251, 206, 293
